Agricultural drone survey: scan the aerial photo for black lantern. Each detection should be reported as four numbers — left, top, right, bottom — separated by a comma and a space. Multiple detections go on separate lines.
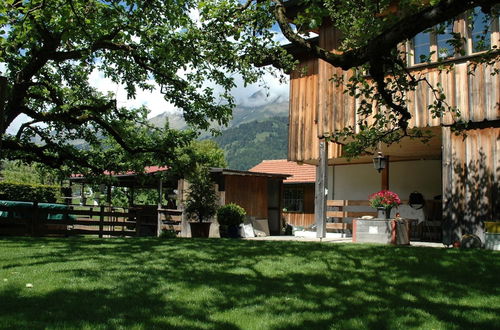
373, 151, 387, 173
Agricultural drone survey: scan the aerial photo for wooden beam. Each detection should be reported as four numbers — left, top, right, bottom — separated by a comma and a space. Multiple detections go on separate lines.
106, 185, 112, 206
157, 178, 163, 237
0, 76, 7, 150
381, 156, 390, 190
315, 140, 328, 238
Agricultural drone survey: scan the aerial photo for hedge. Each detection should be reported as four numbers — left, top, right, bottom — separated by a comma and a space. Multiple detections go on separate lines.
0, 181, 60, 203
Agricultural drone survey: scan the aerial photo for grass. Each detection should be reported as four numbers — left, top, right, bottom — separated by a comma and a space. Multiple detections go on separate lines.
0, 238, 499, 330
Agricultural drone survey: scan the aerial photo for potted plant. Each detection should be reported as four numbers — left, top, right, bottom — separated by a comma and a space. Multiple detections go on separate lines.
217, 203, 246, 238
368, 190, 401, 219
185, 166, 218, 237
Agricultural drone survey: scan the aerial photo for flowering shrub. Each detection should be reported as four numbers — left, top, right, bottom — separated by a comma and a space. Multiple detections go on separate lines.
369, 190, 401, 209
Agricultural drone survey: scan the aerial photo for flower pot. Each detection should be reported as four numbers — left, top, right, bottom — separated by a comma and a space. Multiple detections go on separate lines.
190, 222, 211, 238
227, 225, 241, 238
220, 224, 241, 238
353, 219, 409, 245
377, 207, 392, 219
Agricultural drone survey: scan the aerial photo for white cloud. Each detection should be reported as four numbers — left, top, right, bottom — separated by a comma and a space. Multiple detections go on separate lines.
230, 71, 289, 107
88, 69, 177, 117
88, 66, 289, 118
6, 113, 32, 135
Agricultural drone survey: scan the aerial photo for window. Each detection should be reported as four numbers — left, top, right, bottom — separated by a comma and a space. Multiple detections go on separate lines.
283, 188, 304, 212
471, 7, 492, 53
413, 31, 431, 64
409, 10, 499, 66
437, 21, 455, 59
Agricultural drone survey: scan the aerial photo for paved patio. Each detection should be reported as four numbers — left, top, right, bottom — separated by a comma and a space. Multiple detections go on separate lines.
245, 235, 446, 248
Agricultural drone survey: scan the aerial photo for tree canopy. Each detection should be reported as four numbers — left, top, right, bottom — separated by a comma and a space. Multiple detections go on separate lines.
0, 0, 281, 176
1, 0, 498, 173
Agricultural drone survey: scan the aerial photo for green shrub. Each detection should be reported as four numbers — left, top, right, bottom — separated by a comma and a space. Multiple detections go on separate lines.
159, 229, 178, 239
217, 203, 246, 227
0, 181, 60, 203
185, 166, 218, 223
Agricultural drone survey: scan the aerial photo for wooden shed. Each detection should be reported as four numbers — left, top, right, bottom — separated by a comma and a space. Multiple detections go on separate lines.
178, 168, 290, 235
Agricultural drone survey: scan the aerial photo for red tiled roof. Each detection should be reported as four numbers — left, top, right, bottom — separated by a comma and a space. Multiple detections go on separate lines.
249, 160, 316, 183
70, 166, 168, 178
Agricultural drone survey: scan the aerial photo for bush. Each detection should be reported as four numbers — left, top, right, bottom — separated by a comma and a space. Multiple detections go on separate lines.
185, 166, 219, 223
159, 229, 178, 239
217, 203, 246, 227
0, 181, 60, 203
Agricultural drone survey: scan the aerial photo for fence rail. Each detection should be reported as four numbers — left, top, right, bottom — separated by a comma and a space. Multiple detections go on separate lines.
0, 202, 184, 237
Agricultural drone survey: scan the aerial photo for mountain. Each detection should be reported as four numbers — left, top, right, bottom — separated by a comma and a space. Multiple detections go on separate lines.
148, 90, 290, 170
148, 90, 289, 130
211, 117, 288, 170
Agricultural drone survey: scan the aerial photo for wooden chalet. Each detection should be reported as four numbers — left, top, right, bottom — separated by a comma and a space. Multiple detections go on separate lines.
283, 6, 499, 243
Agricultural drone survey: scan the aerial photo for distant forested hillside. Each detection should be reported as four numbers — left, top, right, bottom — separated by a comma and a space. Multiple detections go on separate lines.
211, 116, 288, 170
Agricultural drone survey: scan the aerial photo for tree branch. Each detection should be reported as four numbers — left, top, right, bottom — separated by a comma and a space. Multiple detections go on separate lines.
1, 137, 102, 172
274, 0, 500, 69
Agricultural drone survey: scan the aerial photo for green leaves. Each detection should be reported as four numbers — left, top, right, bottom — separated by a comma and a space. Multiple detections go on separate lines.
1, 0, 275, 175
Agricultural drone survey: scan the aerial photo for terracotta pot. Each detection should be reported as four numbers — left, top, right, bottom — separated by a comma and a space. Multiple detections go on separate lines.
190, 222, 211, 238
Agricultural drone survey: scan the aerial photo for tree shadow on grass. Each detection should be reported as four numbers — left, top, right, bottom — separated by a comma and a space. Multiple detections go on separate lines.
0, 237, 499, 329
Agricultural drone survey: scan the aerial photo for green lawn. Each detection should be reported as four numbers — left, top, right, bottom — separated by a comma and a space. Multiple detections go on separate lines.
0, 238, 499, 329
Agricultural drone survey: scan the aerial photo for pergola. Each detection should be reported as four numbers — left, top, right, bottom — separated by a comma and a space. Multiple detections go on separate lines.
68, 166, 178, 208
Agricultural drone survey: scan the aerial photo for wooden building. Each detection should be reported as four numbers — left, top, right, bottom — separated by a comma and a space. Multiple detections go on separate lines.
178, 168, 290, 235
250, 160, 316, 227
284, 7, 499, 243
70, 167, 289, 236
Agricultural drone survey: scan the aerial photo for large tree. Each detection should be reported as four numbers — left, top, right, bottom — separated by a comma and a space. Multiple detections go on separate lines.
0, 0, 282, 176
1, 0, 498, 173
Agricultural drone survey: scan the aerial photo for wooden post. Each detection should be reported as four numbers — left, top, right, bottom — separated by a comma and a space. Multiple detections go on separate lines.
31, 202, 38, 236
315, 140, 328, 238
66, 181, 72, 206
129, 187, 135, 207
157, 178, 163, 237
381, 156, 390, 190
0, 76, 7, 149
106, 185, 112, 206
99, 205, 104, 238
80, 184, 85, 205
135, 211, 142, 237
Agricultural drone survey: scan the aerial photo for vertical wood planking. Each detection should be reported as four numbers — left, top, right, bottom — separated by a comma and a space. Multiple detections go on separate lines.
225, 176, 268, 219
287, 16, 500, 163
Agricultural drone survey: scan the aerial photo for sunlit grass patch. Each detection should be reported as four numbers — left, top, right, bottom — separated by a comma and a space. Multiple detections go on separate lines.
0, 237, 498, 329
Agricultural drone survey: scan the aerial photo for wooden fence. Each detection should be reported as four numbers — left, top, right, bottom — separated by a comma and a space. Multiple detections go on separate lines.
0, 203, 184, 237
282, 212, 314, 227
283, 199, 442, 241
283, 200, 377, 228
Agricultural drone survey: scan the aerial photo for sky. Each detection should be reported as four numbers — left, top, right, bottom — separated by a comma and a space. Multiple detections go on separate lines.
88, 67, 290, 119
4, 69, 289, 135
1, 6, 294, 134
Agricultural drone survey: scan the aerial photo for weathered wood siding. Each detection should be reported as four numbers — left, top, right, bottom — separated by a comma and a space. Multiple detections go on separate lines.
289, 23, 500, 163
282, 212, 314, 227
224, 175, 268, 219
442, 125, 499, 243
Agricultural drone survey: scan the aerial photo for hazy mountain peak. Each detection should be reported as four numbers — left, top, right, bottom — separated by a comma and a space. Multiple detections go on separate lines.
239, 89, 288, 108
149, 89, 289, 130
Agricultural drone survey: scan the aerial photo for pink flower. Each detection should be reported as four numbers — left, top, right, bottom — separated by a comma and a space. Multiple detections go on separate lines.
368, 190, 401, 209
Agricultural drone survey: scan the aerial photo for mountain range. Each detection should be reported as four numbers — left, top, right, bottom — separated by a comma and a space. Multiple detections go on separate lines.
148, 90, 289, 170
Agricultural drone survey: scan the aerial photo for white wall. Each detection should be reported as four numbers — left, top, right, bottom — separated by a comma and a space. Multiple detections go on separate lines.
330, 160, 442, 202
